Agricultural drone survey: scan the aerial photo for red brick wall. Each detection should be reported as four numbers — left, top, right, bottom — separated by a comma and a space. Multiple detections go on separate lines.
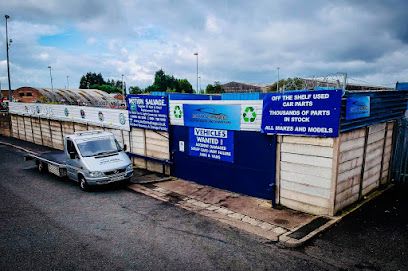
12, 87, 42, 103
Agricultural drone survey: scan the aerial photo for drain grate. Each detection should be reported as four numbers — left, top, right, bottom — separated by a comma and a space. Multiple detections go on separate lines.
287, 217, 331, 240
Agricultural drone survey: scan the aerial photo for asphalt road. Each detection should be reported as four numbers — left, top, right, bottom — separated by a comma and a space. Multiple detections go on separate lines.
0, 143, 407, 270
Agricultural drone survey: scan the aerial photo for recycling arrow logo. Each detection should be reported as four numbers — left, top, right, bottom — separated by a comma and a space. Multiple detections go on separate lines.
243, 106, 257, 122
174, 105, 183, 119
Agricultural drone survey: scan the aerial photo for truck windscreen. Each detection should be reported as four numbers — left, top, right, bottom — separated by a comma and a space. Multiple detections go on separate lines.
76, 137, 121, 157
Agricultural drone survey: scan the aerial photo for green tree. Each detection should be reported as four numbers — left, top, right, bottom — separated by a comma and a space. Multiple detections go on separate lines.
92, 84, 121, 94
177, 79, 193, 93
79, 72, 127, 94
145, 69, 194, 93
205, 82, 224, 94
79, 72, 105, 88
129, 86, 144, 94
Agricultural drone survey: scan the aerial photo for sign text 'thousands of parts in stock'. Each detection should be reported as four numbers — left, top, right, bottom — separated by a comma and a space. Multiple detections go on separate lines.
261, 89, 342, 137
127, 95, 169, 131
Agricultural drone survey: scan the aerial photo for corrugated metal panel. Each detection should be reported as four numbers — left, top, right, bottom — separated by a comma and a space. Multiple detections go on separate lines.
340, 91, 408, 132
392, 118, 408, 182
396, 82, 408, 91
221, 92, 262, 100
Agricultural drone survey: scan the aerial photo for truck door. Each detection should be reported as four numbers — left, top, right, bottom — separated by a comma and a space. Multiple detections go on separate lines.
66, 139, 80, 181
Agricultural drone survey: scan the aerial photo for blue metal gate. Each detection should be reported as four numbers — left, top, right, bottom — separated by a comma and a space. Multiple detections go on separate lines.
392, 118, 408, 182
170, 126, 276, 201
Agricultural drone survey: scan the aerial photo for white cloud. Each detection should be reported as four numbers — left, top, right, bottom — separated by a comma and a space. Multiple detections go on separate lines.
86, 37, 97, 45
205, 15, 221, 34
0, 0, 408, 89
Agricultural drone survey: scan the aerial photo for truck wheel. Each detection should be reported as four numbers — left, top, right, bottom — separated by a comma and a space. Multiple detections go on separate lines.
79, 176, 89, 192
38, 162, 47, 173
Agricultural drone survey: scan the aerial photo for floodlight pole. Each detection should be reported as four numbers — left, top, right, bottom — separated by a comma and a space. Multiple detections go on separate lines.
5, 15, 12, 100
121, 74, 125, 102
48, 66, 54, 91
194, 52, 198, 94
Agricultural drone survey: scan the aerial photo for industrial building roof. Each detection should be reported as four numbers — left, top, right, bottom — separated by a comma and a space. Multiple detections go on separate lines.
14, 87, 124, 108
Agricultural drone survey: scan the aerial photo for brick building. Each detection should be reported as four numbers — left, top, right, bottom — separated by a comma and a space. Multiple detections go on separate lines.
221, 81, 264, 93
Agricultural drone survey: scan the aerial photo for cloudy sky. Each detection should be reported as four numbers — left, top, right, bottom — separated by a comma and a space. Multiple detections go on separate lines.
0, 0, 407, 90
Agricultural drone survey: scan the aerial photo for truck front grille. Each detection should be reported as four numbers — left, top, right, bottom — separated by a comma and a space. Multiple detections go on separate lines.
104, 168, 126, 176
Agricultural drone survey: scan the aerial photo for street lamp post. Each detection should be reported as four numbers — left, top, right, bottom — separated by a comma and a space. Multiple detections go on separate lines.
277, 67, 280, 92
194, 52, 198, 94
198, 76, 201, 94
121, 74, 125, 103
5, 15, 12, 100
48, 66, 54, 91
66, 75, 69, 89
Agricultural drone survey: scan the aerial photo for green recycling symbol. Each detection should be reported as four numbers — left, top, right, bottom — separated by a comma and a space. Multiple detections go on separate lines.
174, 105, 183, 119
243, 106, 257, 122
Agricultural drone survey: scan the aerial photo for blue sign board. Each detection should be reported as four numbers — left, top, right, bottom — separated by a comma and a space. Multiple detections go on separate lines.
189, 127, 234, 163
346, 96, 370, 120
183, 104, 241, 130
261, 89, 342, 137
127, 95, 169, 131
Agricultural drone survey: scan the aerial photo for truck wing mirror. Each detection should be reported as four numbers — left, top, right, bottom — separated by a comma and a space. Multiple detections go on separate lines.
69, 151, 76, 159
123, 144, 127, 151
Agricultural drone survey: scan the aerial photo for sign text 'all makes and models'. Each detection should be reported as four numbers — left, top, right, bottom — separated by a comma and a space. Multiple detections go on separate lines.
127, 95, 169, 131
261, 89, 342, 137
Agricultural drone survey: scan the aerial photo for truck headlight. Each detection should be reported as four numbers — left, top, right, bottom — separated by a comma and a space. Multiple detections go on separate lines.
89, 171, 104, 177
126, 164, 133, 172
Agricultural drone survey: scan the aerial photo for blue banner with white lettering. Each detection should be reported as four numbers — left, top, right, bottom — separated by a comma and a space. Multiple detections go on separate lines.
127, 95, 169, 131
189, 127, 234, 163
346, 96, 370, 120
183, 104, 241, 130
261, 89, 342, 137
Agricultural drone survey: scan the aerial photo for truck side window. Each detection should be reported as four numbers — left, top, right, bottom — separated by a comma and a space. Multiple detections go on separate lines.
67, 140, 76, 154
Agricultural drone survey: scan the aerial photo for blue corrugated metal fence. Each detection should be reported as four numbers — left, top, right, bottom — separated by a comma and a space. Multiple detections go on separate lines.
340, 91, 408, 132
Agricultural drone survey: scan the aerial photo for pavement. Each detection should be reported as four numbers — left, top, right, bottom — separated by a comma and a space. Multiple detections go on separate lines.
1, 135, 407, 270
128, 180, 316, 244
0, 135, 393, 247
0, 141, 341, 270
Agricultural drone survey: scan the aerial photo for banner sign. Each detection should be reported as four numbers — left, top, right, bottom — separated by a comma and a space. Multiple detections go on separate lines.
8, 102, 130, 131
189, 127, 234, 163
261, 89, 342, 137
127, 95, 168, 131
183, 104, 241, 130
346, 96, 370, 120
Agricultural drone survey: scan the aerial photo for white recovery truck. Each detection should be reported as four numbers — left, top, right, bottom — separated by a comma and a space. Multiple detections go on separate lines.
24, 130, 134, 191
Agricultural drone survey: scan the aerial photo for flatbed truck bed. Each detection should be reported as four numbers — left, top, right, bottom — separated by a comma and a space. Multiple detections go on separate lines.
25, 151, 68, 177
